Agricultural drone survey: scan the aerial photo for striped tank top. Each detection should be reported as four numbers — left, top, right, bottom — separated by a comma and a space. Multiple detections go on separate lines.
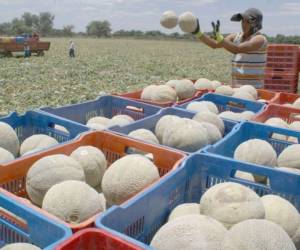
231, 32, 268, 89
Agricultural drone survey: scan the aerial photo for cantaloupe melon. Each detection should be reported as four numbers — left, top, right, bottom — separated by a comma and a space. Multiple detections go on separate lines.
261, 195, 299, 238
151, 215, 227, 250
234, 139, 277, 182
292, 221, 300, 249
239, 85, 258, 99
233, 90, 255, 101
142, 85, 178, 103
175, 79, 195, 100
221, 219, 296, 250
194, 78, 214, 90
234, 139, 277, 166
141, 85, 157, 100
20, 134, 59, 156
0, 147, 14, 164
165, 79, 180, 88
211, 80, 222, 89
162, 118, 209, 151
128, 129, 159, 154
200, 182, 265, 229
178, 12, 198, 33
193, 111, 225, 135
151, 85, 177, 102
99, 192, 107, 211
70, 146, 107, 188
168, 203, 200, 222
26, 154, 85, 206
215, 86, 234, 96
1, 243, 41, 250
42, 180, 103, 224
101, 154, 159, 205
265, 117, 289, 141
155, 115, 181, 143
277, 144, 300, 170
288, 121, 300, 143
86, 116, 110, 127
0, 122, 19, 157
186, 101, 219, 114
240, 111, 255, 120
160, 11, 178, 29
107, 115, 134, 127
200, 122, 222, 144
219, 111, 240, 121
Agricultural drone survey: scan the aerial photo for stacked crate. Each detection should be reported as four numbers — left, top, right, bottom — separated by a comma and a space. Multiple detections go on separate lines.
264, 44, 300, 93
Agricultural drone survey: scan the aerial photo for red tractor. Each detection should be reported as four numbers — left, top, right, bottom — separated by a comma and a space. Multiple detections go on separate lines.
0, 33, 50, 57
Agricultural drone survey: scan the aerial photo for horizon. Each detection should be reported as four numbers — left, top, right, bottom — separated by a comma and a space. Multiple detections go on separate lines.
0, 0, 300, 36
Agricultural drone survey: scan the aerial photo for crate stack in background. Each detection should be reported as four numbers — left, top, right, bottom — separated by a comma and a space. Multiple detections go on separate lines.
264, 44, 300, 93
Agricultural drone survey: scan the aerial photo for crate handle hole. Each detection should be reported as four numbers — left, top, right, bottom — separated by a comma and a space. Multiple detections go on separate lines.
269, 132, 287, 141
227, 101, 245, 109
48, 123, 70, 135
125, 106, 144, 113
233, 170, 268, 185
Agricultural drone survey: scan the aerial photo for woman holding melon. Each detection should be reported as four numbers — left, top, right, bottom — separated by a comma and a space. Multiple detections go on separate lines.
161, 8, 268, 89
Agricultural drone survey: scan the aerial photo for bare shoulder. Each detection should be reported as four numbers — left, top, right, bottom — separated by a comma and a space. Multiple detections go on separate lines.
251, 34, 267, 42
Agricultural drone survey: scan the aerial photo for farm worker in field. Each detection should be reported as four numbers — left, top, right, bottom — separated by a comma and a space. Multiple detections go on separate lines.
24, 42, 31, 58
192, 8, 267, 89
69, 40, 75, 57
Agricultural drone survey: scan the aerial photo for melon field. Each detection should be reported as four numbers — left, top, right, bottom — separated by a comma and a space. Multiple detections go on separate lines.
0, 38, 232, 114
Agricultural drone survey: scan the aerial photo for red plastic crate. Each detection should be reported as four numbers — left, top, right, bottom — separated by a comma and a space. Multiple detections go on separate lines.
253, 104, 300, 124
267, 44, 300, 53
264, 72, 298, 83
266, 44, 299, 73
264, 72, 298, 93
256, 89, 279, 103
272, 92, 300, 105
55, 228, 142, 250
264, 84, 297, 93
0, 131, 186, 232
267, 51, 298, 58
266, 63, 298, 73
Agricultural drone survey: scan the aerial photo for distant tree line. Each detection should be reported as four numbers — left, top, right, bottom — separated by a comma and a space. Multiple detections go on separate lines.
0, 12, 299, 44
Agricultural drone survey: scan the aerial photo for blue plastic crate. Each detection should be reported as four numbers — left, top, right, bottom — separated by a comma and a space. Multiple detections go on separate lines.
204, 120, 300, 158
110, 107, 238, 153
0, 189, 72, 249
96, 153, 300, 249
40, 95, 161, 128
176, 93, 266, 114
0, 111, 88, 145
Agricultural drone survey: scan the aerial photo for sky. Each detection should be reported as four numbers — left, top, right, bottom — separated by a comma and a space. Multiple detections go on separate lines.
0, 0, 300, 36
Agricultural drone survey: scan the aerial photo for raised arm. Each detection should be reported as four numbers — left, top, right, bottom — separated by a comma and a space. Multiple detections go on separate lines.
198, 33, 235, 49
220, 34, 266, 54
